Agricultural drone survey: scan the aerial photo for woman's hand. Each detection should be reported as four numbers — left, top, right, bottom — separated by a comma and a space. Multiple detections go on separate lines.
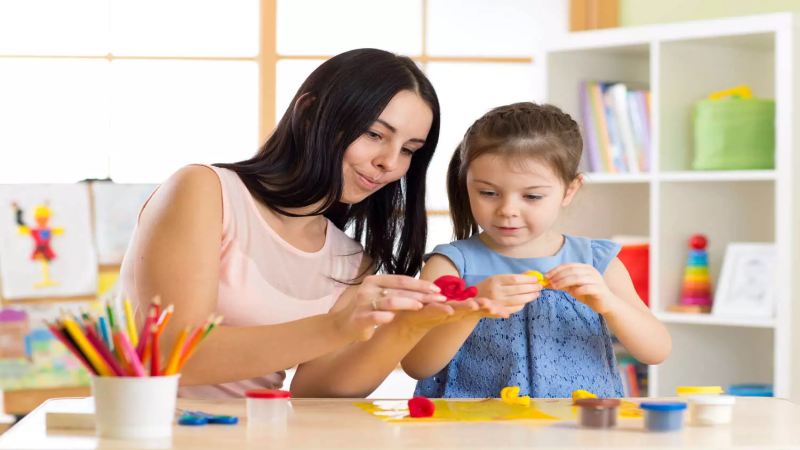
476, 274, 543, 315
330, 275, 446, 342
546, 263, 620, 314
393, 296, 511, 332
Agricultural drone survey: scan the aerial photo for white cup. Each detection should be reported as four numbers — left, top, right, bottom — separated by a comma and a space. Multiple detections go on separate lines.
91, 375, 180, 440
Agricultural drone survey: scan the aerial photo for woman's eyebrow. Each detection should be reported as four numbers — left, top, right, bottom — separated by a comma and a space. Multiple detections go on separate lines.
375, 118, 426, 144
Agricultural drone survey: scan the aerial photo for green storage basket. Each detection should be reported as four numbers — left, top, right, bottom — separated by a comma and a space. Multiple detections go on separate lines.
692, 98, 775, 170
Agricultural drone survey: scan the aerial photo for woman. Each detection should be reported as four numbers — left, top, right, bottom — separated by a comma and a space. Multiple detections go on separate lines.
120, 48, 450, 398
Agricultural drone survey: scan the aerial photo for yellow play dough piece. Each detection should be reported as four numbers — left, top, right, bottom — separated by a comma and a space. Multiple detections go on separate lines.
571, 389, 598, 401
524, 270, 550, 288
500, 386, 531, 407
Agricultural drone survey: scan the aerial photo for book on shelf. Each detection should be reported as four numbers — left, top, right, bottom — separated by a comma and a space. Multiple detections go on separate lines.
579, 81, 651, 174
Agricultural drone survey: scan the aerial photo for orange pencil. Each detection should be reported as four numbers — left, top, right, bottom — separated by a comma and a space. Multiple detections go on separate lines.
176, 325, 205, 371
164, 327, 190, 375
150, 324, 160, 376
156, 304, 174, 337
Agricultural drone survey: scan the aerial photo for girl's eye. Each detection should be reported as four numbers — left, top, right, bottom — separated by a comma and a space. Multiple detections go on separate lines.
479, 191, 497, 197
525, 194, 543, 201
365, 130, 382, 140
401, 147, 415, 156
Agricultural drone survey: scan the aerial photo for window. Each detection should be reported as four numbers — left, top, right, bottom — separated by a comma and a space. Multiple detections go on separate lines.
1, 0, 544, 227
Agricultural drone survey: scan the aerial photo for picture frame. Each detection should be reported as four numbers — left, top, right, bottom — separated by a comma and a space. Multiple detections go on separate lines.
713, 243, 776, 318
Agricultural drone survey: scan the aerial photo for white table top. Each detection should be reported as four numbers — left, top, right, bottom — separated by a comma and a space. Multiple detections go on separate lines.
1, 396, 799, 449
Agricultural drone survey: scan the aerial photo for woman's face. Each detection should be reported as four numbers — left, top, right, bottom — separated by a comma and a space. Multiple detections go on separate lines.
340, 89, 433, 204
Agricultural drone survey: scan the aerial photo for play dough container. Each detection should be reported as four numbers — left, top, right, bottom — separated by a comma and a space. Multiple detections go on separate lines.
574, 398, 620, 428
640, 402, 687, 432
245, 389, 291, 424
687, 395, 735, 426
676, 385, 723, 396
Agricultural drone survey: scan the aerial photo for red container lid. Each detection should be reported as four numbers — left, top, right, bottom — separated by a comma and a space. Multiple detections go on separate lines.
245, 389, 291, 399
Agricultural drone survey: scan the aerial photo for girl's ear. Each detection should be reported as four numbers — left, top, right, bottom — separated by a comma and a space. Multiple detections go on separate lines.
561, 174, 583, 207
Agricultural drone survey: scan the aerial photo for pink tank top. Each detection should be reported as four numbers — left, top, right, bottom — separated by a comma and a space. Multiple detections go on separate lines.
120, 165, 364, 398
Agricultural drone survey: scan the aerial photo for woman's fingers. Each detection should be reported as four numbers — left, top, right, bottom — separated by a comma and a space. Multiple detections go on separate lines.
499, 283, 542, 296
374, 295, 425, 312
366, 274, 442, 294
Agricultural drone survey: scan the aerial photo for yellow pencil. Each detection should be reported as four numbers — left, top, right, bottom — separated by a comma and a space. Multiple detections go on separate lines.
62, 315, 115, 376
123, 298, 138, 347
164, 327, 190, 375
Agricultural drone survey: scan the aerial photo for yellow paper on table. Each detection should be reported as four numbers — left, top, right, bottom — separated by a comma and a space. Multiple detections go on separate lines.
355, 398, 642, 422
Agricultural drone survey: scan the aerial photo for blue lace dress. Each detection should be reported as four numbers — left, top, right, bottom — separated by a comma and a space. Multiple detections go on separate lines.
414, 234, 624, 398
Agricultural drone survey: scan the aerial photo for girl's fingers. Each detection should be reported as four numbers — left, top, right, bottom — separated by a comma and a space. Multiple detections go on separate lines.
550, 274, 598, 289
500, 283, 543, 296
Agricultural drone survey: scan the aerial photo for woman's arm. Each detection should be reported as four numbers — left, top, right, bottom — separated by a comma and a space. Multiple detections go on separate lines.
289, 257, 452, 397
129, 166, 368, 385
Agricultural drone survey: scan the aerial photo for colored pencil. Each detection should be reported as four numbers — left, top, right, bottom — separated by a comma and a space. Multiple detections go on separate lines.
61, 316, 114, 376
123, 298, 138, 347
156, 304, 174, 337
203, 315, 223, 338
115, 330, 146, 377
84, 324, 125, 376
136, 306, 157, 360
164, 327, 189, 376
44, 320, 96, 375
105, 301, 116, 330
98, 316, 113, 352
150, 324, 160, 376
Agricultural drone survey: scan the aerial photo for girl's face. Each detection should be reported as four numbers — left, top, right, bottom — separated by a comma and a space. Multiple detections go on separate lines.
466, 153, 581, 255
340, 90, 433, 204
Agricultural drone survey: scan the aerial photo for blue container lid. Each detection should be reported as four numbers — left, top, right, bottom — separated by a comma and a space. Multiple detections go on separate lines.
728, 383, 773, 397
640, 402, 687, 411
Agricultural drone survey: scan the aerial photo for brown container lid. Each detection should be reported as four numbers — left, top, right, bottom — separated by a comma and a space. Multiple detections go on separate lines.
574, 398, 621, 409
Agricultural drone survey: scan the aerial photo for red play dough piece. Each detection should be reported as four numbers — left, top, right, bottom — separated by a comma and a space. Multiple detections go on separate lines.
433, 275, 477, 301
408, 396, 435, 418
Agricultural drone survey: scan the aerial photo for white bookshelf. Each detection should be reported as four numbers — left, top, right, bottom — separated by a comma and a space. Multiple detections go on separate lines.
543, 13, 799, 400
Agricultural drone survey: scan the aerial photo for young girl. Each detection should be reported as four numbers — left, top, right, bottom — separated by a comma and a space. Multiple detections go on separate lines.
402, 102, 671, 398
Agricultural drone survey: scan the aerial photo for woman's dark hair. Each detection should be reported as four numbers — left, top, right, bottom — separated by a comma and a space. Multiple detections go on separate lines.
447, 102, 582, 240
217, 48, 440, 276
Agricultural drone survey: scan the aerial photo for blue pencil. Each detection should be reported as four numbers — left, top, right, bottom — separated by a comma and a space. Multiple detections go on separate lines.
98, 316, 113, 352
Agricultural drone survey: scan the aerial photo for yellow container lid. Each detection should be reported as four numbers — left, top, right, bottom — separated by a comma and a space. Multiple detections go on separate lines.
676, 386, 723, 395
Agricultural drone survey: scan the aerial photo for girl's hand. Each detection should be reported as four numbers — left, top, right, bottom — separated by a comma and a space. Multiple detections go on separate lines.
476, 274, 543, 315
546, 263, 620, 314
331, 275, 446, 341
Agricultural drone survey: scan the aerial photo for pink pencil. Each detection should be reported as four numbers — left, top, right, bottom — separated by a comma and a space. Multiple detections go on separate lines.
114, 330, 146, 377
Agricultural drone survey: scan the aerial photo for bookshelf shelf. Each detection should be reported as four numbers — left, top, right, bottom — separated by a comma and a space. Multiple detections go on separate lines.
658, 170, 776, 182
544, 13, 799, 400
655, 312, 776, 329
582, 173, 652, 184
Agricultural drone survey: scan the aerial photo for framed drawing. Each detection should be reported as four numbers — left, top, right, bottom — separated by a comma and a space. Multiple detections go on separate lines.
0, 184, 97, 300
713, 243, 776, 318
91, 182, 156, 266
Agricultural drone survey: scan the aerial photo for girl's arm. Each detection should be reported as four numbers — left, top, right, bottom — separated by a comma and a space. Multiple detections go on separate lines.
601, 258, 672, 364
547, 258, 672, 365
129, 166, 389, 386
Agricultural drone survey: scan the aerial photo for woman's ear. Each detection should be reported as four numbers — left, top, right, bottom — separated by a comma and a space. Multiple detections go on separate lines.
561, 174, 583, 207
